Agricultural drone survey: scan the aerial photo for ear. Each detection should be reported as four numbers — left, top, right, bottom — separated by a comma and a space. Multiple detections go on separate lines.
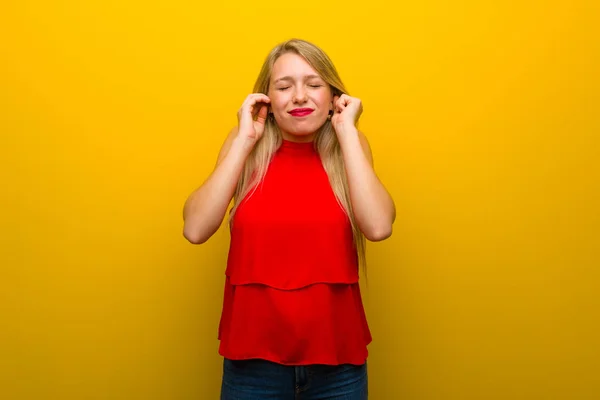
332, 95, 340, 111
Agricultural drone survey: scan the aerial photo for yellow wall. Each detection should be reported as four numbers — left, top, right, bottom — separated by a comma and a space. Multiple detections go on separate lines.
2, 1, 598, 399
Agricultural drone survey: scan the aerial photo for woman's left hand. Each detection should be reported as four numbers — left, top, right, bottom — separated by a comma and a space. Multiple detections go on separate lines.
331, 94, 363, 135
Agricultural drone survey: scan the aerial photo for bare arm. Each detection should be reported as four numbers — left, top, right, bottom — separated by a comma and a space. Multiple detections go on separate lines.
183, 93, 271, 244
182, 127, 254, 244
331, 94, 396, 241
338, 127, 396, 242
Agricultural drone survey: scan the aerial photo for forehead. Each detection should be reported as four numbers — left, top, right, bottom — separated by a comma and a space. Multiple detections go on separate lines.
271, 53, 320, 80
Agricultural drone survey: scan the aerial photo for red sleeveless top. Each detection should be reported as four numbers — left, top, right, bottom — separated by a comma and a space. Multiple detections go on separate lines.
217, 139, 372, 366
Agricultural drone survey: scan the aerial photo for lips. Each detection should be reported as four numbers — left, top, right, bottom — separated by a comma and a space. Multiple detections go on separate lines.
289, 108, 314, 117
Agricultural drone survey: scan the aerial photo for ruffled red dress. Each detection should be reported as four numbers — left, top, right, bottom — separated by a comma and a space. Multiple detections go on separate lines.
217, 139, 372, 366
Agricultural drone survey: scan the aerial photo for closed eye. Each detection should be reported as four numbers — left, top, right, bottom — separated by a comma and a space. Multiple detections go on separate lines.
277, 87, 290, 91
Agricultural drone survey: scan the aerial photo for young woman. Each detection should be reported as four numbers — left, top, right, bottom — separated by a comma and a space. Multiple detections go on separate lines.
183, 38, 395, 399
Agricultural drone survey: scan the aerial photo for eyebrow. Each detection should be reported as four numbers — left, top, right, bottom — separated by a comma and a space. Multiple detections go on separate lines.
273, 75, 323, 84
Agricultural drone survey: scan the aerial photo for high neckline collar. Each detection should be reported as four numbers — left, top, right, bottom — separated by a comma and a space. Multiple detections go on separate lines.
280, 139, 316, 154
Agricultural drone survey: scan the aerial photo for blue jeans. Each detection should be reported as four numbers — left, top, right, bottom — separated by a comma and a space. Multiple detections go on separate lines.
220, 358, 368, 400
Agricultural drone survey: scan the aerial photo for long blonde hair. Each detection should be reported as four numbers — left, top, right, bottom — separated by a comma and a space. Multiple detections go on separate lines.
230, 38, 366, 272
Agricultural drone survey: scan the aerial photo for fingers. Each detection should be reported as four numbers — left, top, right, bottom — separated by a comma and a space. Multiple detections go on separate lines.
246, 94, 271, 118
246, 93, 271, 105
238, 94, 271, 124
245, 93, 270, 110
334, 94, 349, 113
334, 94, 362, 115
255, 104, 268, 123
239, 93, 270, 109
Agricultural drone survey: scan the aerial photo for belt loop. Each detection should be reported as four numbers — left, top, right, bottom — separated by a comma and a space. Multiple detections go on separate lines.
294, 366, 308, 390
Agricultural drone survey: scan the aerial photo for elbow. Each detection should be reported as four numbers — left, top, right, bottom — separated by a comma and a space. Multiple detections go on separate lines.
363, 223, 393, 242
183, 224, 209, 245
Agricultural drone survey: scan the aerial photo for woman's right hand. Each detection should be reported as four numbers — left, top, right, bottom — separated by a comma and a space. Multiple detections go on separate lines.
236, 93, 271, 142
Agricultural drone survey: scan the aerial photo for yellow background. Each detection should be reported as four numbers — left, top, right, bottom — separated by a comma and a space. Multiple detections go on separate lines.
2, 1, 598, 399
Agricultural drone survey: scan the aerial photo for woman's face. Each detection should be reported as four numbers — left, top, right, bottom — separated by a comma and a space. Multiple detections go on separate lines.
268, 53, 333, 142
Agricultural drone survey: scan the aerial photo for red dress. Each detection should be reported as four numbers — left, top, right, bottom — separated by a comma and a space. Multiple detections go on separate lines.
217, 139, 372, 366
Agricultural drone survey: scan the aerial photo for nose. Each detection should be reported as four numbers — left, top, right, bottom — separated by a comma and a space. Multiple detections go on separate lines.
292, 86, 308, 104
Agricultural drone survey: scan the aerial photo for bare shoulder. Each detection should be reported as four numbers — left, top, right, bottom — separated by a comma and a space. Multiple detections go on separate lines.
357, 130, 374, 166
215, 126, 239, 166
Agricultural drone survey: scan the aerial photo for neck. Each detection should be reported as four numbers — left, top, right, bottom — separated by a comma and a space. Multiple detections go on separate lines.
281, 131, 316, 143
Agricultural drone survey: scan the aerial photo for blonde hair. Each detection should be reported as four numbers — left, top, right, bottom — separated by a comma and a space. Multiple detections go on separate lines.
230, 38, 367, 272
